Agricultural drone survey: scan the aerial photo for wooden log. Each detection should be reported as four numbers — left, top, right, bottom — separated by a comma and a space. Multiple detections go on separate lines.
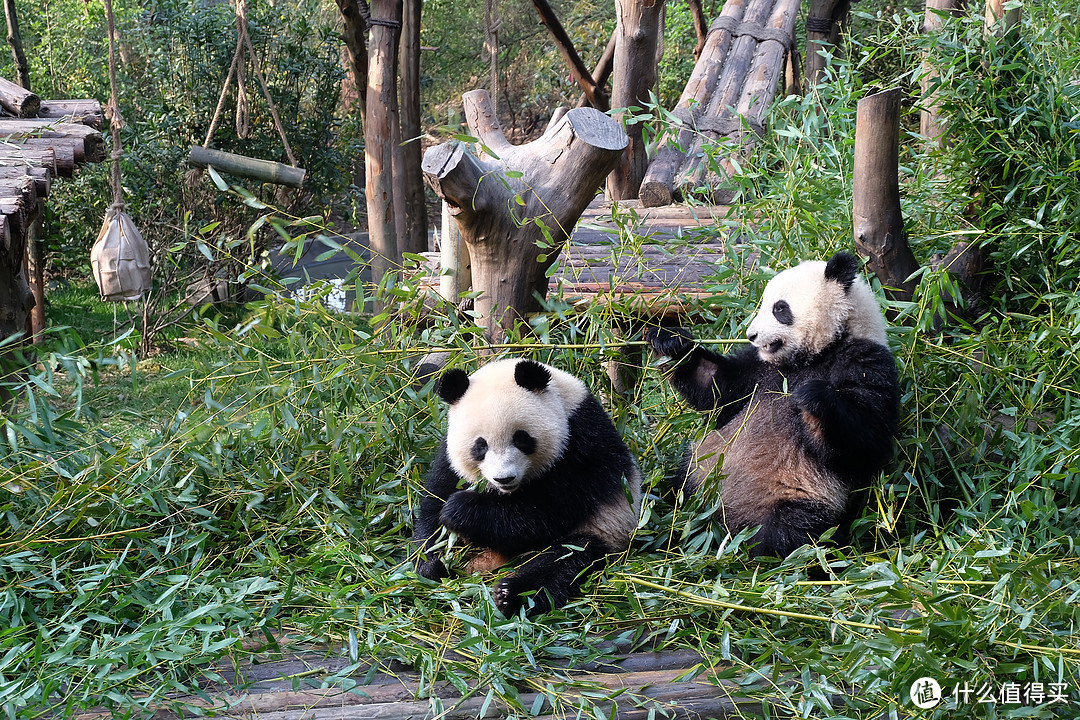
15, 140, 77, 175
920, 0, 965, 143
438, 200, 471, 302
0, 77, 39, 117
187, 146, 306, 187
423, 89, 626, 339
26, 217, 43, 342
0, 167, 48, 197
36, 99, 105, 129
639, 0, 754, 207
0, 147, 67, 176
853, 88, 919, 302
608, 0, 666, 200
0, 212, 35, 406
679, 0, 800, 202
984, 0, 1019, 33
0, 119, 106, 162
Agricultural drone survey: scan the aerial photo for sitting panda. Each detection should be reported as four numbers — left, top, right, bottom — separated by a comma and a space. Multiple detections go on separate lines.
647, 251, 900, 558
413, 358, 642, 617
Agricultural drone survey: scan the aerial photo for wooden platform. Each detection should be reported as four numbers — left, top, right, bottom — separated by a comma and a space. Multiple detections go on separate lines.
422, 200, 742, 321
75, 647, 779, 719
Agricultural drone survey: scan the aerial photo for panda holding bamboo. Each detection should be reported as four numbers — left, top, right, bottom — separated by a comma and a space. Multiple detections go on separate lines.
648, 251, 901, 558
413, 358, 642, 617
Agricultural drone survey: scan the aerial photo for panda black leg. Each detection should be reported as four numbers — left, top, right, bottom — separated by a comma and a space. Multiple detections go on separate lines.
493, 535, 608, 617
747, 499, 843, 559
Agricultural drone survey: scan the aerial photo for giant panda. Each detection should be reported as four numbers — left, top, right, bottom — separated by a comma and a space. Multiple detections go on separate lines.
413, 358, 642, 617
647, 251, 900, 558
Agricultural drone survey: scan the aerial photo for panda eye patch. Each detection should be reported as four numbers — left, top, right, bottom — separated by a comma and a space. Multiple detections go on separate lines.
512, 430, 537, 455
471, 437, 488, 461
772, 300, 794, 325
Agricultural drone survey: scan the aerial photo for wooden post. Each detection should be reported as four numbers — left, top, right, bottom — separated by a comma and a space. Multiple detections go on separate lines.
804, 0, 850, 86
607, 0, 666, 200
365, 0, 403, 299
422, 90, 626, 340
399, 0, 428, 255
853, 88, 919, 302
438, 200, 471, 302
920, 0, 965, 143
984, 0, 1019, 33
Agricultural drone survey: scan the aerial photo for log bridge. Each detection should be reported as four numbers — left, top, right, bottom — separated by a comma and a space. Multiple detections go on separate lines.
639, 0, 800, 207
0, 77, 105, 348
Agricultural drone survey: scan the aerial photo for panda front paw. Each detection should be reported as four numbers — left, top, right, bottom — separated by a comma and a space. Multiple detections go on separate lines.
439, 489, 477, 532
646, 326, 694, 359
494, 577, 554, 617
793, 378, 835, 415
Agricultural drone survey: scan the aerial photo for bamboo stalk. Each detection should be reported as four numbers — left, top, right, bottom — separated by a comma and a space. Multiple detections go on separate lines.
187, 145, 306, 188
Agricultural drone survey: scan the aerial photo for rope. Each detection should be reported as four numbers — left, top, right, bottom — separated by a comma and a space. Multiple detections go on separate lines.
805, 15, 836, 34
202, 0, 299, 167
706, 15, 795, 51
102, 0, 124, 209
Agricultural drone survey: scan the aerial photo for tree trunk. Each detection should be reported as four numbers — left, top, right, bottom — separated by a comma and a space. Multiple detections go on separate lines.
608, 0, 666, 200
3, 0, 29, 92
531, 0, 608, 111
804, 0, 849, 86
422, 90, 626, 340
398, 0, 428, 255
337, 0, 369, 119
984, 0, 1019, 33
365, 0, 402, 296
920, 0, 965, 143
853, 88, 918, 302
576, 31, 617, 108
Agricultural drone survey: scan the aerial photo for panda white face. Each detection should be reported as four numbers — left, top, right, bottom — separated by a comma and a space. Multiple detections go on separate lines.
746, 252, 887, 366
438, 359, 588, 494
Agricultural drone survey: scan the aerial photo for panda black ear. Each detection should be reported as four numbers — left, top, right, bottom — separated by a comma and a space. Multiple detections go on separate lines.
437, 368, 470, 404
514, 359, 551, 392
824, 251, 859, 291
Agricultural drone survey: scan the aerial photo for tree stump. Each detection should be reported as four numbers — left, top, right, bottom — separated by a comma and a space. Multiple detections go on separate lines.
422, 90, 626, 340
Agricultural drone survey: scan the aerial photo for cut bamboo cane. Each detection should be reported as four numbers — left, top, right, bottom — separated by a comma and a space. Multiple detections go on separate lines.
187, 146, 306, 188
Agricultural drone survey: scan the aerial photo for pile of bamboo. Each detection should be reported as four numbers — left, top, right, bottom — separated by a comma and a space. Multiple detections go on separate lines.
638, 0, 800, 207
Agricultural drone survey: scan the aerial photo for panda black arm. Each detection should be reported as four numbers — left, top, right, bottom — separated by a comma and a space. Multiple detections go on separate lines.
412, 439, 460, 579
793, 339, 900, 470
646, 327, 759, 412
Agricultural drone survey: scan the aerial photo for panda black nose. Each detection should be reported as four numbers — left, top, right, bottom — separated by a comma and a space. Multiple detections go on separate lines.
747, 331, 758, 343
493, 476, 515, 484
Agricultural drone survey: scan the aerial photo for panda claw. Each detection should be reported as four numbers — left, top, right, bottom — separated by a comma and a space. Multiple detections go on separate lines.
646, 326, 694, 358
493, 578, 522, 617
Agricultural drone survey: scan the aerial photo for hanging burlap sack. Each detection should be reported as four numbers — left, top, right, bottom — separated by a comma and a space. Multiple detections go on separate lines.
90, 203, 152, 301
